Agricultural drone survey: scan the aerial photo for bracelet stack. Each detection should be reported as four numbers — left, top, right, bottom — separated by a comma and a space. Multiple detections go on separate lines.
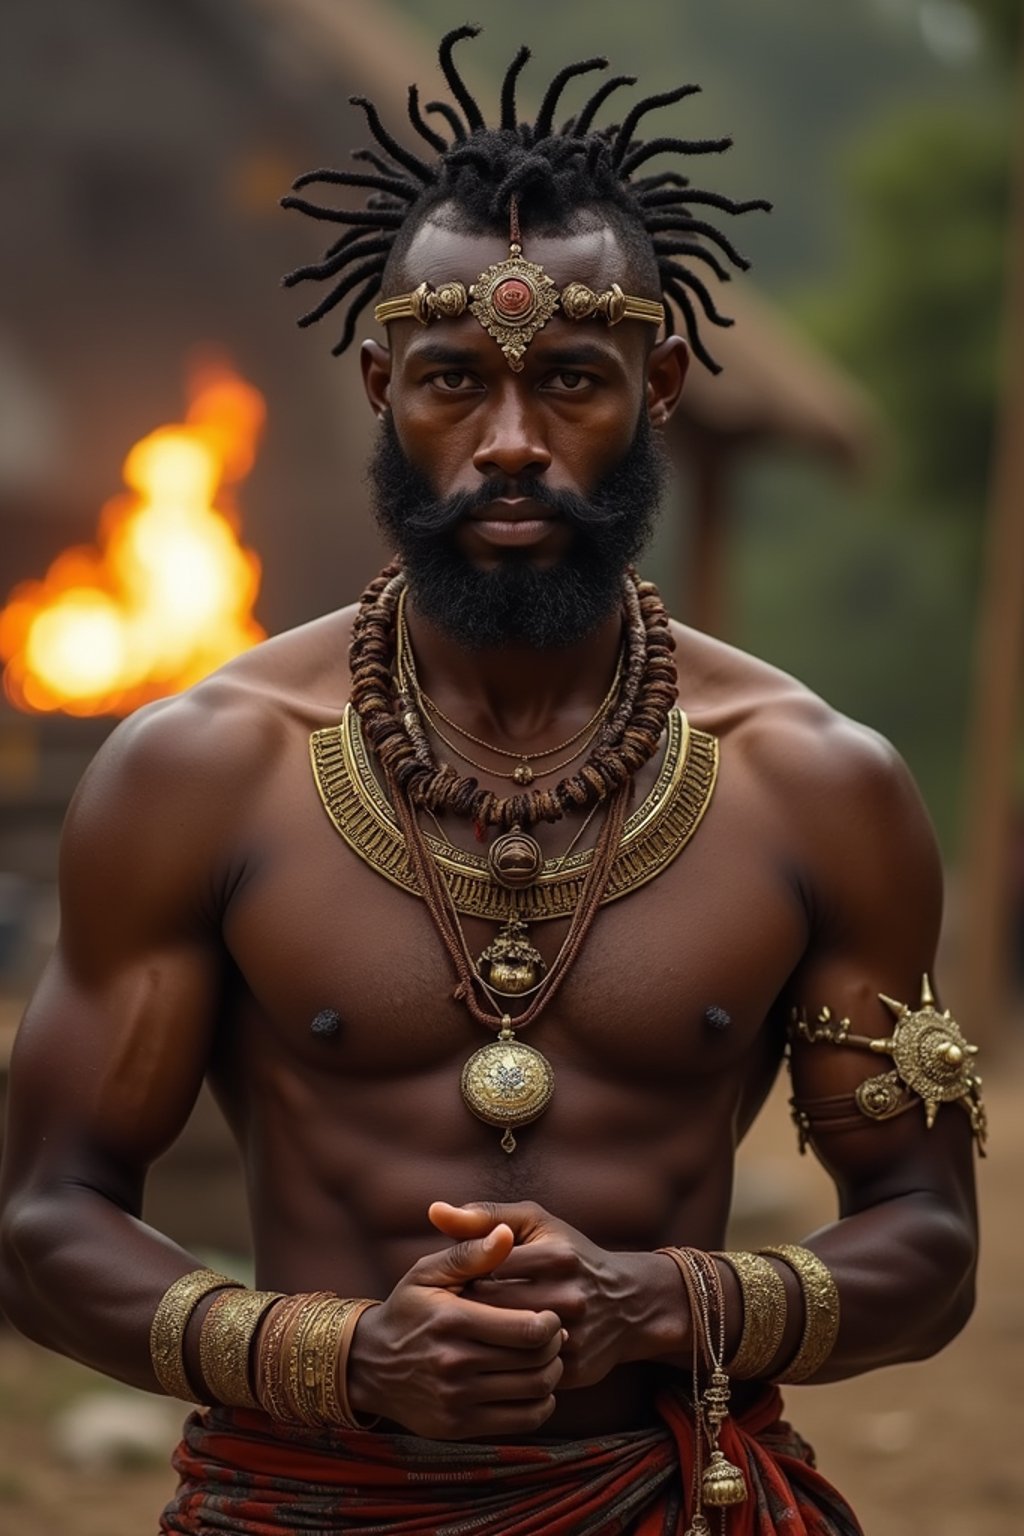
149, 1268, 381, 1429
657, 1241, 840, 1532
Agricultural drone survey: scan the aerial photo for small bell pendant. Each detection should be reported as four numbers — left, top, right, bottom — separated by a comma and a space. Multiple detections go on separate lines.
701, 1448, 748, 1507
684, 1516, 711, 1536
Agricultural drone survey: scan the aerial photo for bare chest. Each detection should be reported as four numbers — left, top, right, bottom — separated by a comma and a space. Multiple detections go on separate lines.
218, 721, 808, 1100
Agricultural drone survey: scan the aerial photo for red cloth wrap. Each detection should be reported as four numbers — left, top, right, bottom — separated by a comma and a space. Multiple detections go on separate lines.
161, 1386, 863, 1535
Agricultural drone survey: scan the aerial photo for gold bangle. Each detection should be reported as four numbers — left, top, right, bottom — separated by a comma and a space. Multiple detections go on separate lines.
336, 1298, 382, 1430
256, 1293, 305, 1421
758, 1244, 840, 1384
713, 1251, 788, 1380
198, 1288, 285, 1409
150, 1269, 241, 1402
286, 1292, 337, 1426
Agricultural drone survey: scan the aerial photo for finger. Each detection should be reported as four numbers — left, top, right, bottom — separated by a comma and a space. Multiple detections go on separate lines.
460, 1330, 565, 1374
429, 1201, 549, 1243
427, 1202, 496, 1239
411, 1225, 514, 1288
446, 1298, 563, 1352
486, 1243, 578, 1281
464, 1280, 568, 1315
474, 1357, 564, 1403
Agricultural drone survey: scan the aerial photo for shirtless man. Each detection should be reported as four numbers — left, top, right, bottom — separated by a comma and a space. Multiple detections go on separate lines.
0, 31, 981, 1536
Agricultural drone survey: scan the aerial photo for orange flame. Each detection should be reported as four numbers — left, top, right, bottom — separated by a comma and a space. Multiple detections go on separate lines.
0, 363, 267, 716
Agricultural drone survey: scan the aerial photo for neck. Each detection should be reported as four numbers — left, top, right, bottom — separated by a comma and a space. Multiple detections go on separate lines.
404, 597, 625, 746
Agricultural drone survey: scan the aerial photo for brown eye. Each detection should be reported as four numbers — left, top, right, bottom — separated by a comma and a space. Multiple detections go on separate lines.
555, 371, 585, 390
439, 371, 469, 390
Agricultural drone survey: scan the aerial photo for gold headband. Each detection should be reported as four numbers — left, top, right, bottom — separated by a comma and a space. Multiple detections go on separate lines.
373, 203, 663, 372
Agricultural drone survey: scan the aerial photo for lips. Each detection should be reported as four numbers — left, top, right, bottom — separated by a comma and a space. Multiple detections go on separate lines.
468, 496, 553, 524
464, 497, 560, 549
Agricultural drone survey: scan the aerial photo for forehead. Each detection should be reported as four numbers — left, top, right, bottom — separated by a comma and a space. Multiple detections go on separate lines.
399, 217, 630, 293
389, 217, 652, 372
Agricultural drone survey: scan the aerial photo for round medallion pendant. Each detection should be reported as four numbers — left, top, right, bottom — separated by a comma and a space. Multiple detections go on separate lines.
461, 1034, 555, 1148
487, 827, 544, 889
512, 762, 534, 786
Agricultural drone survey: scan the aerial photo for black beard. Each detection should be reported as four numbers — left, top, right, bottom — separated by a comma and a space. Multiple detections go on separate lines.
366, 411, 669, 650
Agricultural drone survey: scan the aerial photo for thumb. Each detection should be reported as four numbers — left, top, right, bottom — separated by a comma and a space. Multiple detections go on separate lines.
412, 1224, 515, 1289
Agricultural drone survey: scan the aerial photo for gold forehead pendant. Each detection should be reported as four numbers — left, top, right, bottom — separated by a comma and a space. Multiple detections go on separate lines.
373, 199, 665, 371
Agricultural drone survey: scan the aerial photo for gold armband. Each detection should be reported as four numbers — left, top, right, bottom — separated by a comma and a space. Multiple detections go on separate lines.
759, 1244, 839, 1384
789, 975, 987, 1155
713, 1250, 788, 1380
150, 1268, 242, 1402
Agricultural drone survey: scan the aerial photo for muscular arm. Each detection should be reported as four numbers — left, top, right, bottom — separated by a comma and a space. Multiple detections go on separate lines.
768, 716, 978, 1380
0, 695, 231, 1391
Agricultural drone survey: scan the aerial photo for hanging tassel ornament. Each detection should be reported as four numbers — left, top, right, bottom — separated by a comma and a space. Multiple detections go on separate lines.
700, 1364, 748, 1507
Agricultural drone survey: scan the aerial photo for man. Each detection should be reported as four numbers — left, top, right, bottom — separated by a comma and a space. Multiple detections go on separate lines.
0, 28, 981, 1536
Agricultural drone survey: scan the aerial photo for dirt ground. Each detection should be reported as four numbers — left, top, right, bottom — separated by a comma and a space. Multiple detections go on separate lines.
0, 1040, 1019, 1536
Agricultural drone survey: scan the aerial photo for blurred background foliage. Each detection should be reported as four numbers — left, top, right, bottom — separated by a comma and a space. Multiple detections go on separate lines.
391, 0, 1018, 848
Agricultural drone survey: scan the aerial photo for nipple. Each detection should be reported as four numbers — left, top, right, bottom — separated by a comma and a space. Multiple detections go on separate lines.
704, 1005, 732, 1032
310, 1008, 342, 1038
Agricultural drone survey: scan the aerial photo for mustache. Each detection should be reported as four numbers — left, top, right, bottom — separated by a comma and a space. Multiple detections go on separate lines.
402, 474, 628, 536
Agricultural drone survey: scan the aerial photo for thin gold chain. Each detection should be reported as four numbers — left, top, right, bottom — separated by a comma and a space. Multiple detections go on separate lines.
416, 697, 611, 782
397, 595, 623, 763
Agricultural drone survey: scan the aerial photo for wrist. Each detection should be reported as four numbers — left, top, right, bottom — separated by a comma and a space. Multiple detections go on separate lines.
623, 1250, 691, 1365
345, 1300, 387, 1418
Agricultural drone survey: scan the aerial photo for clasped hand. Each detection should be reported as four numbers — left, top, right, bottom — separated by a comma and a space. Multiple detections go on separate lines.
348, 1199, 671, 1440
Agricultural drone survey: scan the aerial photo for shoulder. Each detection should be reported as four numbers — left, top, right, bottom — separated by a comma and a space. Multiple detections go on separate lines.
673, 621, 942, 922
63, 607, 359, 877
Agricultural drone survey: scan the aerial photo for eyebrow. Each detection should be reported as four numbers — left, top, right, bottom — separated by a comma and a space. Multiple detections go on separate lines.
530, 342, 623, 369
404, 342, 484, 368
403, 337, 625, 371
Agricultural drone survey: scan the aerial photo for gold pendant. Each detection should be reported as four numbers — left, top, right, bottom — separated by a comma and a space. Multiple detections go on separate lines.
486, 825, 544, 889
460, 1020, 555, 1153
478, 919, 546, 996
701, 1448, 748, 1506
468, 244, 560, 372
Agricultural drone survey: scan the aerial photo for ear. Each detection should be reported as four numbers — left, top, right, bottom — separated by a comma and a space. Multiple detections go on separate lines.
360, 339, 392, 418
645, 335, 689, 428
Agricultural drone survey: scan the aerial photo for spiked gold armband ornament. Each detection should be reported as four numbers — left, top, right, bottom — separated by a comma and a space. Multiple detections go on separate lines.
373, 197, 665, 371
791, 975, 986, 1153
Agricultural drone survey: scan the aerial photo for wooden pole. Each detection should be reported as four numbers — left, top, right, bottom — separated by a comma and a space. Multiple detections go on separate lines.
686, 441, 731, 638
958, 29, 1024, 1041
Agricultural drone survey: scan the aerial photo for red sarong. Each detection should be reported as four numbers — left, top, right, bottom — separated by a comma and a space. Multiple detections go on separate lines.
161, 1386, 863, 1535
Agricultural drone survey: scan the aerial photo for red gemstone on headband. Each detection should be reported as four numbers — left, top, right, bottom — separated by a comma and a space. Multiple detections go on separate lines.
493, 277, 533, 319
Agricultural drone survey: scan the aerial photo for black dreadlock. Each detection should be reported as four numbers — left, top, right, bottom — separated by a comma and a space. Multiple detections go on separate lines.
282, 26, 770, 373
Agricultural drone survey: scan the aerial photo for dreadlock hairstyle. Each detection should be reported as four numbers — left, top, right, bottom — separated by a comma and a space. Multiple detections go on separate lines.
282, 26, 770, 373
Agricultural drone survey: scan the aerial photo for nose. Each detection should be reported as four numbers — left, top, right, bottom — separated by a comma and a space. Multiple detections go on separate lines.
471, 389, 551, 483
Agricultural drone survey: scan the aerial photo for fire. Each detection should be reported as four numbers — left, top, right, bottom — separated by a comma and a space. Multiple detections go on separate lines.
0, 363, 267, 716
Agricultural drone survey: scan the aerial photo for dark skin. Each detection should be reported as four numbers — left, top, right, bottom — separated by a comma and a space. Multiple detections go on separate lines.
0, 216, 977, 1446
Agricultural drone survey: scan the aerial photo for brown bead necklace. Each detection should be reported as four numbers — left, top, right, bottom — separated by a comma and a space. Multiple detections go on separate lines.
347, 561, 679, 1150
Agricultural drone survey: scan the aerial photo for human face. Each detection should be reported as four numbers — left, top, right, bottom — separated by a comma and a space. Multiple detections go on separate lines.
360, 216, 687, 648
362, 217, 687, 569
